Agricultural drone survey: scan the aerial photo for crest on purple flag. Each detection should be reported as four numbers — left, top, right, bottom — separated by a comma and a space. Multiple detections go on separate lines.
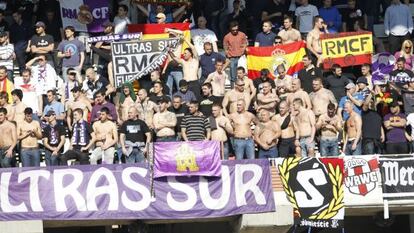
371, 53, 395, 85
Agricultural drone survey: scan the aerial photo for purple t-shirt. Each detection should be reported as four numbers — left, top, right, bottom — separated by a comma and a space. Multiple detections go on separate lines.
384, 113, 407, 143
90, 102, 118, 122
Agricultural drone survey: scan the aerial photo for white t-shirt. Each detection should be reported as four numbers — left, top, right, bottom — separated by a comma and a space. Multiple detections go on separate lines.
295, 4, 319, 33
191, 28, 218, 55
407, 113, 414, 137
14, 76, 40, 114
114, 16, 131, 35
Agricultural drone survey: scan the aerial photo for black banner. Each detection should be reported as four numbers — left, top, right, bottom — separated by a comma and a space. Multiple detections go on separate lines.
380, 156, 414, 200
111, 38, 180, 87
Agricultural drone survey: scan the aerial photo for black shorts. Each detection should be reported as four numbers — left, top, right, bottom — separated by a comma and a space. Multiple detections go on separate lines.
278, 137, 296, 157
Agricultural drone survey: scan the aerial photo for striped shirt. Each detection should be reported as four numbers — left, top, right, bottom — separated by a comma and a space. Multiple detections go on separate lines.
0, 43, 14, 70
181, 113, 210, 141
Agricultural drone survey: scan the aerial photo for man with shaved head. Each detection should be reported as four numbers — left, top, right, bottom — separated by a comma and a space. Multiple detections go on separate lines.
287, 78, 312, 110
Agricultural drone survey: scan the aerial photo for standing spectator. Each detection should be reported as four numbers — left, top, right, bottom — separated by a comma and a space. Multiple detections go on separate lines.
199, 82, 221, 117
338, 82, 364, 120
384, 0, 413, 54
119, 0, 141, 23
0, 31, 14, 80
394, 40, 414, 70
254, 109, 281, 159
57, 26, 86, 81
273, 101, 296, 157
199, 42, 228, 84
191, 16, 219, 56
256, 81, 279, 115
10, 10, 32, 74
316, 103, 342, 156
222, 79, 251, 116
211, 104, 233, 159
341, 0, 365, 32
60, 108, 95, 165
17, 107, 42, 167
60, 68, 81, 105
42, 110, 65, 166
297, 54, 323, 93
362, 100, 385, 154
42, 90, 65, 123
168, 95, 189, 141
223, 21, 248, 88
389, 79, 414, 115
325, 64, 350, 102
93, 22, 113, 76
66, 87, 92, 130
149, 81, 169, 104
173, 80, 197, 105
181, 101, 211, 141
309, 77, 337, 118
344, 101, 362, 155
114, 4, 131, 35
307, 16, 328, 66
29, 21, 54, 67
137, 4, 187, 24
227, 0, 248, 33
90, 90, 118, 123
0, 107, 16, 168
204, 60, 228, 99
153, 96, 177, 142
295, 0, 319, 37
359, 63, 374, 91
11, 89, 26, 124
0, 92, 15, 121
254, 21, 276, 47
318, 0, 342, 33
117, 83, 137, 125
292, 98, 316, 157
0, 66, 14, 104
136, 89, 157, 129
278, 16, 302, 44
261, 0, 289, 30
44, 9, 63, 44
253, 69, 276, 94
287, 79, 312, 109
389, 57, 414, 86
384, 101, 409, 154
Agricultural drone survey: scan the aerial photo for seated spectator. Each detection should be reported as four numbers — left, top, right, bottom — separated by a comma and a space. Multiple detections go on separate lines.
173, 80, 197, 105
17, 107, 42, 167
394, 40, 414, 70
319, 0, 342, 33
383, 101, 408, 154
42, 110, 65, 166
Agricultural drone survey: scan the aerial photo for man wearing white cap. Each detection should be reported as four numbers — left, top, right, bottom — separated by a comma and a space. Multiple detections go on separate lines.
338, 82, 365, 120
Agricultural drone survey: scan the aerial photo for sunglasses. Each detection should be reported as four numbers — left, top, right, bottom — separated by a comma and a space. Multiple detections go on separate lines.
406, 46, 412, 49
274, 41, 282, 44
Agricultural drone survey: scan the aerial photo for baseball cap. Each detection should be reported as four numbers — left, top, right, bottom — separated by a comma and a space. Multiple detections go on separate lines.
45, 110, 56, 117
71, 86, 82, 92
35, 21, 46, 28
345, 82, 356, 89
156, 13, 166, 20
356, 76, 368, 85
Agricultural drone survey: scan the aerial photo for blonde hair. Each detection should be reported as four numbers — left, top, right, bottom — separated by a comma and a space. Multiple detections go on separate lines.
400, 40, 414, 56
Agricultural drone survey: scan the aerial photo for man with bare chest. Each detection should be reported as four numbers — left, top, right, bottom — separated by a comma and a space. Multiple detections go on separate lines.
316, 103, 342, 156
256, 81, 279, 115
344, 101, 362, 155
278, 16, 301, 44
222, 78, 251, 116
0, 92, 14, 121
229, 99, 258, 159
292, 98, 316, 157
0, 107, 16, 167
153, 97, 177, 142
90, 107, 118, 164
211, 104, 233, 159
272, 101, 297, 157
17, 107, 42, 167
287, 79, 311, 110
11, 89, 26, 124
117, 83, 136, 125
67, 86, 92, 130
306, 16, 328, 66
309, 77, 337, 118
255, 110, 281, 158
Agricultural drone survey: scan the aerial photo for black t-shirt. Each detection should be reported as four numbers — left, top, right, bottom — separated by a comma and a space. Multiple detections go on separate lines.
168, 105, 189, 132
325, 75, 350, 102
43, 124, 66, 147
30, 34, 54, 61
120, 119, 150, 142
149, 93, 170, 104
362, 110, 382, 139
88, 76, 109, 95
298, 66, 323, 93
262, 0, 289, 27
389, 69, 414, 85
340, 7, 364, 32
253, 77, 276, 93
199, 95, 222, 117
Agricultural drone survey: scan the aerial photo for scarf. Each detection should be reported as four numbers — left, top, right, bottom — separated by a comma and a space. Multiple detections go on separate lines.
49, 125, 58, 145
72, 120, 88, 146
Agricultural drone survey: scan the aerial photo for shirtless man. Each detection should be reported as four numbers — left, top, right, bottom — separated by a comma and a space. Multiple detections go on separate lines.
309, 77, 337, 118
204, 60, 228, 97
306, 16, 328, 66
117, 83, 136, 125
255, 81, 279, 115
278, 16, 302, 44
344, 101, 362, 155
11, 89, 26, 124
136, 89, 158, 129
153, 97, 177, 142
316, 103, 342, 156
0, 107, 16, 167
211, 104, 233, 159
272, 101, 297, 157
292, 98, 316, 157
236, 66, 256, 99
90, 107, 118, 164
17, 107, 42, 167
0, 91, 14, 121
287, 79, 312, 110
67, 86, 92, 130
229, 99, 258, 160
222, 78, 251, 116
254, 110, 281, 159
274, 65, 293, 96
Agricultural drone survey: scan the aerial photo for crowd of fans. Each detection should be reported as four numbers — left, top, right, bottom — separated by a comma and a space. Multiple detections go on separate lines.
0, 0, 412, 168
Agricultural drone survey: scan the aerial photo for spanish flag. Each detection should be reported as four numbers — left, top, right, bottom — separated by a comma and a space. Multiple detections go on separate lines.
128, 23, 191, 53
247, 41, 306, 79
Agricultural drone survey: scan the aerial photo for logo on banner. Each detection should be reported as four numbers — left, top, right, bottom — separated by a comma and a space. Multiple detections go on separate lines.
344, 158, 379, 196
279, 158, 344, 228
271, 48, 289, 76
176, 143, 199, 172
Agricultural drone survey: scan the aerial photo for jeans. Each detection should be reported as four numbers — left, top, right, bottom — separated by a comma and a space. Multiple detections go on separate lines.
0, 147, 12, 168
167, 70, 183, 97
223, 141, 229, 160
362, 138, 383, 155
229, 57, 239, 88
319, 138, 339, 157
258, 146, 278, 159
299, 137, 315, 157
233, 138, 255, 160
44, 149, 60, 166
20, 148, 40, 167
345, 140, 362, 156
156, 136, 176, 142
90, 147, 115, 164
126, 147, 146, 164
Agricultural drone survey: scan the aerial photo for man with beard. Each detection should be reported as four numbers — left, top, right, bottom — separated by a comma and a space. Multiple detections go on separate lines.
90, 90, 117, 123
0, 107, 16, 167
173, 80, 197, 105
297, 54, 323, 93
316, 103, 342, 156
42, 110, 65, 166
137, 88, 158, 129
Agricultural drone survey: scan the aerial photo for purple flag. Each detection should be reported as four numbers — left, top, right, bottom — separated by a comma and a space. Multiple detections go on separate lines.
154, 141, 222, 178
0, 160, 275, 221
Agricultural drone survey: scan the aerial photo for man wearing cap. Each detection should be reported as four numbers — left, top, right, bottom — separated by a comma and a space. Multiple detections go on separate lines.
42, 110, 65, 166
356, 76, 370, 100
67, 86, 92, 130
173, 79, 197, 105
338, 82, 364, 120
153, 97, 177, 142
0, 31, 14, 80
29, 21, 54, 66
57, 26, 85, 81
42, 90, 65, 124
17, 107, 42, 167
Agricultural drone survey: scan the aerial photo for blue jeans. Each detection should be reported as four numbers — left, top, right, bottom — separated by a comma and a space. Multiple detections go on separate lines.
258, 146, 278, 159
156, 136, 176, 142
20, 148, 40, 167
223, 141, 229, 160
126, 147, 146, 164
319, 138, 339, 157
345, 140, 362, 156
229, 57, 239, 88
167, 70, 183, 96
0, 147, 12, 168
233, 138, 255, 160
44, 149, 60, 166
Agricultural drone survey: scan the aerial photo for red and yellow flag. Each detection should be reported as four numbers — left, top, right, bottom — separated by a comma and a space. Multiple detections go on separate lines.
128, 23, 191, 53
247, 41, 306, 79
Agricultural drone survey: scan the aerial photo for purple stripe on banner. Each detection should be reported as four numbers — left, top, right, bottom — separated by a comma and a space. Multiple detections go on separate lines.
84, 0, 110, 33
154, 141, 222, 178
0, 160, 275, 220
